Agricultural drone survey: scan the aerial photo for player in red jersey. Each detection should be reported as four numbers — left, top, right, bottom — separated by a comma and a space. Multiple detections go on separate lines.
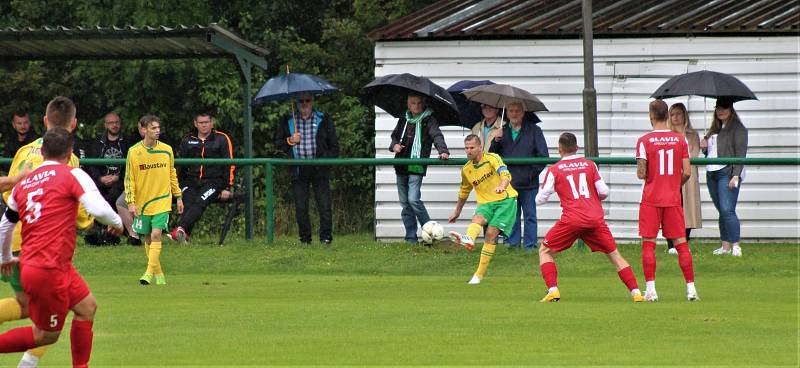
535, 133, 643, 303
636, 100, 697, 302
0, 128, 123, 368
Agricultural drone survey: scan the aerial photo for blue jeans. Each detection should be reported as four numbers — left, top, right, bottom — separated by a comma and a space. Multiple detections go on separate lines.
707, 166, 741, 243
507, 187, 538, 249
397, 174, 430, 243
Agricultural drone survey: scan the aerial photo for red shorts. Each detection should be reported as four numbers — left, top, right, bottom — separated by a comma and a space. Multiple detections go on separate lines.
542, 219, 618, 254
638, 204, 685, 239
21, 264, 90, 332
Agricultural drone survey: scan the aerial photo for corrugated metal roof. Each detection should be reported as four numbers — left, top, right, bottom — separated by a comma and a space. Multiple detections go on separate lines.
0, 23, 269, 61
369, 0, 800, 41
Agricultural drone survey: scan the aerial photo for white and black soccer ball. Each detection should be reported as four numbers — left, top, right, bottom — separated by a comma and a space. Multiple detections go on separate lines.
420, 221, 445, 244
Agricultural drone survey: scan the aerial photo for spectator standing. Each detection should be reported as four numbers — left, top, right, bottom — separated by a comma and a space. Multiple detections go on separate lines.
3, 112, 36, 173
169, 113, 235, 243
470, 104, 503, 151
84, 113, 133, 245
665, 103, 702, 254
389, 93, 449, 244
275, 93, 339, 245
489, 101, 548, 250
700, 98, 748, 257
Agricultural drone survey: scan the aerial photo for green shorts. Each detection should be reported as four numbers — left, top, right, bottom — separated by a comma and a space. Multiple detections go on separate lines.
1, 251, 22, 292
474, 197, 518, 236
133, 212, 170, 235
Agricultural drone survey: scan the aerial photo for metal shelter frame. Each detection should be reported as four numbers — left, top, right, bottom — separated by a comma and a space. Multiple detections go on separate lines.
0, 23, 268, 238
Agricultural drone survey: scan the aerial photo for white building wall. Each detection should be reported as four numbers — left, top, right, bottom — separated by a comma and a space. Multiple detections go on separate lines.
373, 36, 800, 242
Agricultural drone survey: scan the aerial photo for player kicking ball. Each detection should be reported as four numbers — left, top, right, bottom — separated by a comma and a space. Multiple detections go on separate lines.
0, 128, 123, 367
636, 100, 698, 302
536, 133, 644, 303
448, 134, 518, 285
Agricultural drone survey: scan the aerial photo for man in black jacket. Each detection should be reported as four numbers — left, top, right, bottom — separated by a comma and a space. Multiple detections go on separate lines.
169, 112, 235, 243
274, 92, 339, 245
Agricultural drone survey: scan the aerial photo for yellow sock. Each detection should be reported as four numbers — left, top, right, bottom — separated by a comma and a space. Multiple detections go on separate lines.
474, 243, 496, 278
0, 298, 22, 323
148, 241, 163, 275
26, 344, 50, 358
466, 223, 482, 240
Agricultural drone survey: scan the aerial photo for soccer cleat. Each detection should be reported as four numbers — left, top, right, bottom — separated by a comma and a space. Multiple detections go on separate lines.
731, 245, 742, 257
175, 227, 188, 244
667, 247, 678, 255
139, 273, 153, 285
467, 275, 481, 285
644, 290, 659, 302
712, 246, 731, 255
687, 291, 700, 301
449, 231, 475, 251
155, 274, 166, 285
632, 290, 645, 303
540, 289, 561, 303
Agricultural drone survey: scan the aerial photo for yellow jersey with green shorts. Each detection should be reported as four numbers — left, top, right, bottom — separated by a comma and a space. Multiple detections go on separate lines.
458, 152, 518, 235
1, 138, 91, 291
125, 141, 181, 234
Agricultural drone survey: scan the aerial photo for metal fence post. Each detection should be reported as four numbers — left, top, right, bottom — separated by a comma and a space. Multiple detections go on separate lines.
265, 162, 274, 244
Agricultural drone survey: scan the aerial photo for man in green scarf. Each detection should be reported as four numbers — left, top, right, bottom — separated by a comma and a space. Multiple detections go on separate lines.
389, 93, 450, 243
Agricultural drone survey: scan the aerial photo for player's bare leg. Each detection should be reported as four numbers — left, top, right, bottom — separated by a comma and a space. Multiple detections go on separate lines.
641, 237, 658, 301
669, 236, 698, 301
538, 245, 560, 302
605, 250, 644, 302
70, 293, 97, 368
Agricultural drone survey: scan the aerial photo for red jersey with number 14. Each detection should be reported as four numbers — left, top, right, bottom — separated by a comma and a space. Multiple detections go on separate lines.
636, 130, 689, 207
11, 163, 86, 271
539, 157, 605, 225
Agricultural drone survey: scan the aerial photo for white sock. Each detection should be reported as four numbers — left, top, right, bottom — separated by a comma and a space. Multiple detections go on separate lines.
645, 281, 656, 292
631, 288, 641, 296
687, 282, 697, 294
548, 286, 558, 293
18, 352, 40, 368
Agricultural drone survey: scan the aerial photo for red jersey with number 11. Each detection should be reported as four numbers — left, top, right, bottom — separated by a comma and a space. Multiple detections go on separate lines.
636, 130, 689, 207
10, 163, 86, 271
539, 157, 605, 225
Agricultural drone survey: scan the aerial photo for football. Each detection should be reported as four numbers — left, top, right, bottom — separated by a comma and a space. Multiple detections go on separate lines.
420, 221, 445, 244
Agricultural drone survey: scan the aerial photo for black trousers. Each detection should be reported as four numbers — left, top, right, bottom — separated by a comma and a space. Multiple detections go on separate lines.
179, 182, 224, 235
291, 166, 332, 242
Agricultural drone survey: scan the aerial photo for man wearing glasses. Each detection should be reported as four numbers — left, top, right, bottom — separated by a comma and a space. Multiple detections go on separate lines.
168, 112, 235, 244
275, 92, 339, 245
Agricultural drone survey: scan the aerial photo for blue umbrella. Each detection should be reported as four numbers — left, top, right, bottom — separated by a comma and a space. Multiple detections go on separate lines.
448, 80, 541, 128
254, 73, 338, 104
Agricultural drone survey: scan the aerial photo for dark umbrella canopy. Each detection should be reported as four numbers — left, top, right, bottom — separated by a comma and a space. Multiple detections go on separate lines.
448, 80, 541, 127
254, 73, 338, 104
363, 73, 460, 126
651, 70, 757, 102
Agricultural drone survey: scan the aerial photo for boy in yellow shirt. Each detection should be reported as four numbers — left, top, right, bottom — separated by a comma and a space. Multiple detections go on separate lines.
125, 115, 183, 285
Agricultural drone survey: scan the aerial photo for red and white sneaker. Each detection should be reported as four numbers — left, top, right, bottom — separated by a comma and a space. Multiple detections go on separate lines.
449, 231, 475, 251
169, 227, 189, 244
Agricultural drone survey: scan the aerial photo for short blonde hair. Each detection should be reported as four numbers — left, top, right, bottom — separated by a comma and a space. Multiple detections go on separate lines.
506, 100, 524, 110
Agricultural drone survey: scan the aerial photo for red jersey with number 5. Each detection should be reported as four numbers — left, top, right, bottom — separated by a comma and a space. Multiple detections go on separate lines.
636, 130, 689, 207
10, 163, 85, 271
539, 156, 605, 225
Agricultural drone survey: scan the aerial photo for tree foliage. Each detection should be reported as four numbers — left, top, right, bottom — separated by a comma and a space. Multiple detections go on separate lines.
0, 0, 433, 236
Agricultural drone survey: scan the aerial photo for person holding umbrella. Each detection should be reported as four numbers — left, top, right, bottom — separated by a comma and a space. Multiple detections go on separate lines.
471, 104, 504, 151
701, 97, 748, 257
274, 92, 339, 245
390, 93, 450, 244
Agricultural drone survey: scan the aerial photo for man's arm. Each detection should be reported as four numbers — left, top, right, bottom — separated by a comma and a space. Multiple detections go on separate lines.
124, 147, 138, 215
531, 126, 549, 176
0, 192, 19, 265
71, 168, 123, 231
535, 169, 555, 205
450, 171, 472, 223
636, 159, 648, 180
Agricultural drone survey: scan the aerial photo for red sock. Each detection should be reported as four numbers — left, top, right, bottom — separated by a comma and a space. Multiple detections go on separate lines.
674, 242, 695, 283
71, 319, 94, 368
642, 241, 656, 281
617, 266, 639, 291
540, 262, 558, 289
0, 326, 36, 353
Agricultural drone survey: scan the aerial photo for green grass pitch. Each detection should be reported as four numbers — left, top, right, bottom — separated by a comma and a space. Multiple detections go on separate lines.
0, 235, 796, 366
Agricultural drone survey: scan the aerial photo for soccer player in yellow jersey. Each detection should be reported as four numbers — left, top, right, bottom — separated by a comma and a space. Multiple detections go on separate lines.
448, 134, 518, 285
0, 96, 93, 367
125, 115, 183, 286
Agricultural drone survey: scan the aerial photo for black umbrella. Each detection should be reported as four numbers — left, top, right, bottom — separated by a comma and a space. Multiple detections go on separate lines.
363, 73, 460, 126
651, 70, 757, 102
448, 80, 541, 127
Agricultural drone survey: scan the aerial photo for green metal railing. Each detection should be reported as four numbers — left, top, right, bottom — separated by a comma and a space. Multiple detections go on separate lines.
4, 156, 798, 243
